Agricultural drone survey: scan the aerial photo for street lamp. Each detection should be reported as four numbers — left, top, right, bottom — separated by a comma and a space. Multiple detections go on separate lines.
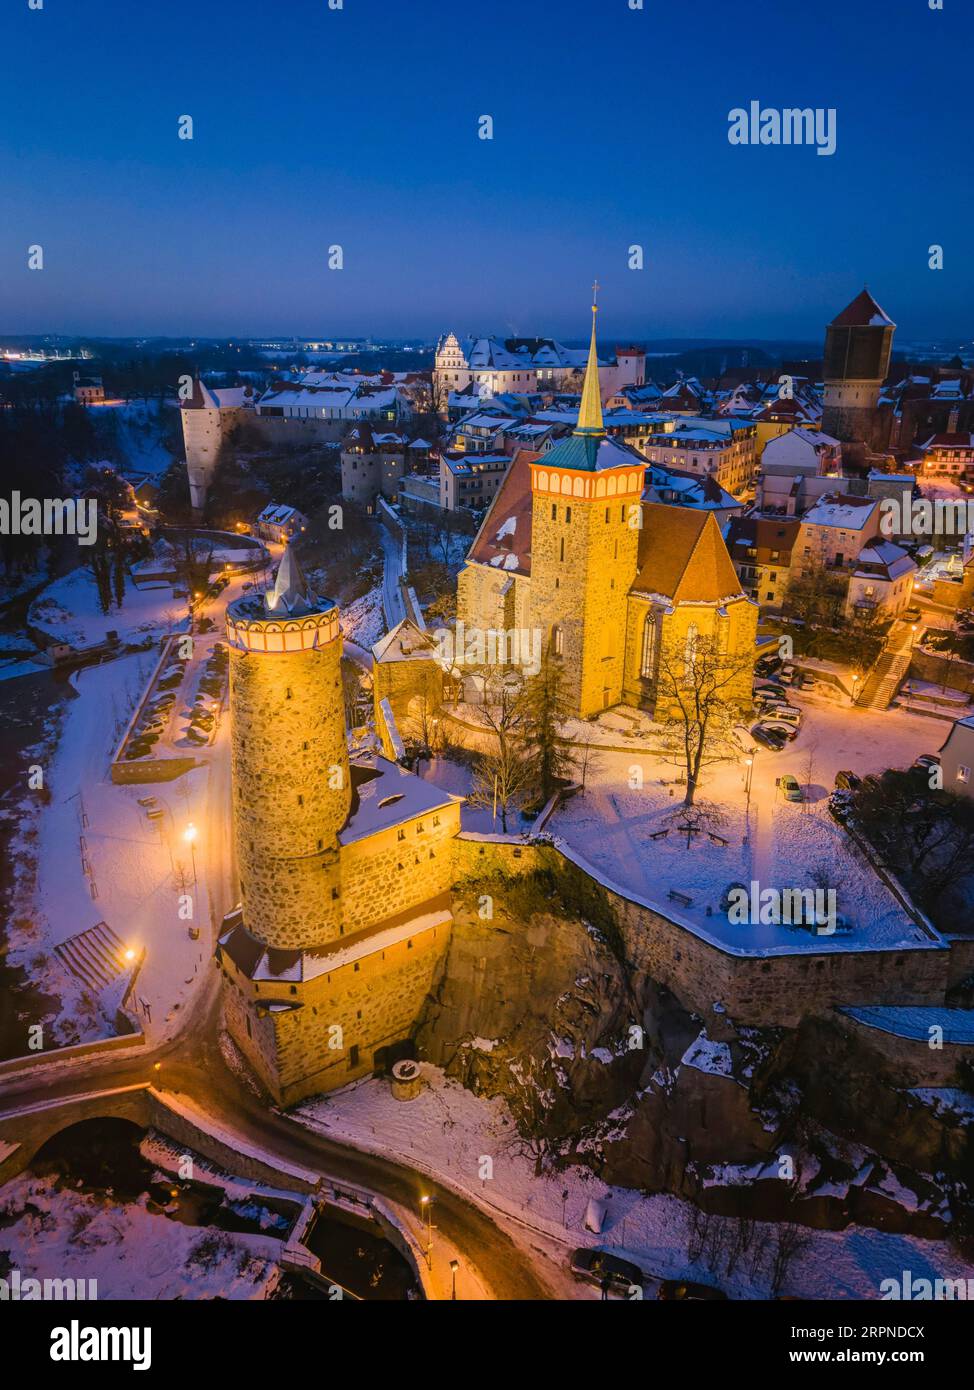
449, 1258, 460, 1300
743, 754, 754, 819
851, 673, 860, 706
183, 822, 199, 895
420, 1195, 433, 1268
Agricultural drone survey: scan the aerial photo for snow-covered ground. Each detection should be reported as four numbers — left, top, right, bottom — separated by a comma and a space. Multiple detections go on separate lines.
28, 567, 188, 648
294, 1064, 974, 1300
5, 650, 228, 1051
547, 695, 946, 957
0, 1173, 281, 1300
89, 398, 178, 481
340, 584, 384, 651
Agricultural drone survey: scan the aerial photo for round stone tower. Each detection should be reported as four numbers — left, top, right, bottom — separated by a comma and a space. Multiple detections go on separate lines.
226, 546, 351, 950
821, 288, 895, 447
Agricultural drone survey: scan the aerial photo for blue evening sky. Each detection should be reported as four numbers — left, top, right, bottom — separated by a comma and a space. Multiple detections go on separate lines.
1, 0, 970, 342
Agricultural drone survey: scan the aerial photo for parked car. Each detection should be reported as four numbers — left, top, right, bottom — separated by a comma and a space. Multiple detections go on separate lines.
755, 719, 799, 742
766, 705, 801, 726
778, 774, 803, 802
570, 1248, 645, 1296
777, 665, 798, 685
755, 693, 792, 712
751, 725, 787, 751
834, 769, 861, 791
754, 679, 786, 696
755, 653, 782, 677
658, 1279, 728, 1301
903, 606, 922, 623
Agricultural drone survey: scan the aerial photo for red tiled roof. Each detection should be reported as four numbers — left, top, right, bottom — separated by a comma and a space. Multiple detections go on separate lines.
466, 449, 539, 576
830, 289, 895, 329
635, 505, 745, 603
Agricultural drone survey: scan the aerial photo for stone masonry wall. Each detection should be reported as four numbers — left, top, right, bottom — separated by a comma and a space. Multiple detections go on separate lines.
340, 805, 461, 936
220, 916, 451, 1106
528, 487, 640, 717
230, 640, 351, 950
453, 835, 951, 1028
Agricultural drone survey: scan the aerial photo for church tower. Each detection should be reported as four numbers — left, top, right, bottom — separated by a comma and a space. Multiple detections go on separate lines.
527, 291, 645, 717
821, 288, 895, 450
225, 546, 351, 951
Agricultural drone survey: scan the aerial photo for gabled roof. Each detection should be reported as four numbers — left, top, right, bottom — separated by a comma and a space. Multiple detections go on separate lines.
372, 617, 439, 664
466, 449, 537, 576
634, 505, 746, 604
830, 289, 896, 329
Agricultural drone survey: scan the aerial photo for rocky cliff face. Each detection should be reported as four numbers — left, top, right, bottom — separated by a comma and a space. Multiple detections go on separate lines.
416, 884, 646, 1141
416, 870, 974, 1241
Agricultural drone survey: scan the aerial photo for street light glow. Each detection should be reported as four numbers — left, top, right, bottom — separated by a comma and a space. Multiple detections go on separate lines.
183, 823, 198, 844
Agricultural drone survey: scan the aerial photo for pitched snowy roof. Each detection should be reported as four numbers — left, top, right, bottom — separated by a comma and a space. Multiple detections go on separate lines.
854, 542, 917, 581
466, 449, 537, 576
801, 494, 879, 530
371, 617, 439, 664
339, 755, 459, 846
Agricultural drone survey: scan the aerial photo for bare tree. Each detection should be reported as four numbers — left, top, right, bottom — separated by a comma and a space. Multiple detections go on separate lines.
768, 1222, 811, 1297
655, 632, 754, 807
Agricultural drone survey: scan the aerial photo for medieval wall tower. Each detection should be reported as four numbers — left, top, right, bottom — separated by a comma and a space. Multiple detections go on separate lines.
225, 549, 350, 950
527, 295, 643, 718
821, 289, 895, 453
218, 546, 460, 1106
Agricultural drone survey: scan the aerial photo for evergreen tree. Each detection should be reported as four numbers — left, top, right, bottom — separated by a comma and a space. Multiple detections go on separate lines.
521, 644, 576, 805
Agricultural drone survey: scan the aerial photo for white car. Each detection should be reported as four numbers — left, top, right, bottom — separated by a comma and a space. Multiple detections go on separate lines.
764, 704, 801, 726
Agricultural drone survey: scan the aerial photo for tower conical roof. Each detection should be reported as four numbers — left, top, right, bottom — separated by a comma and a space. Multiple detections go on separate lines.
265, 542, 317, 615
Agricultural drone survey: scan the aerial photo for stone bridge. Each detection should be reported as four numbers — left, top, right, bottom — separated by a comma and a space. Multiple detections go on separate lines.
0, 1084, 319, 1194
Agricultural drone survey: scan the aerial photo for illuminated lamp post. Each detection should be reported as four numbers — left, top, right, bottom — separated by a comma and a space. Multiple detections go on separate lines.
183, 822, 199, 895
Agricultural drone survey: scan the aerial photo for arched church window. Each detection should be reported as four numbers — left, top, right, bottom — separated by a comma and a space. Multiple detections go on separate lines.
684, 623, 699, 672
641, 612, 658, 678
552, 624, 564, 658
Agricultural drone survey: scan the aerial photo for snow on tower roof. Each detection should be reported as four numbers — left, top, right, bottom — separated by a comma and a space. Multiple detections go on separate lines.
265, 543, 318, 615
830, 288, 896, 330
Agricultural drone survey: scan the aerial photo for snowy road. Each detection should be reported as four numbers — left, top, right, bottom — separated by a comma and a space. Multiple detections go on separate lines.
379, 523, 407, 628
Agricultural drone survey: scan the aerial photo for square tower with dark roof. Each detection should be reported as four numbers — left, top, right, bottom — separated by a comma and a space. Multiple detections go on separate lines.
821, 289, 895, 451
526, 296, 645, 717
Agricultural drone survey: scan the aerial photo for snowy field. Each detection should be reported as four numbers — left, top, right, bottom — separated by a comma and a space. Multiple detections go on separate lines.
0, 1173, 281, 1300
28, 567, 187, 648
294, 1065, 974, 1301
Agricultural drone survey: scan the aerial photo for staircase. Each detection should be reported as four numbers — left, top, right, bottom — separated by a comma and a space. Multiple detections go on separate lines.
54, 922, 131, 993
856, 651, 911, 710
